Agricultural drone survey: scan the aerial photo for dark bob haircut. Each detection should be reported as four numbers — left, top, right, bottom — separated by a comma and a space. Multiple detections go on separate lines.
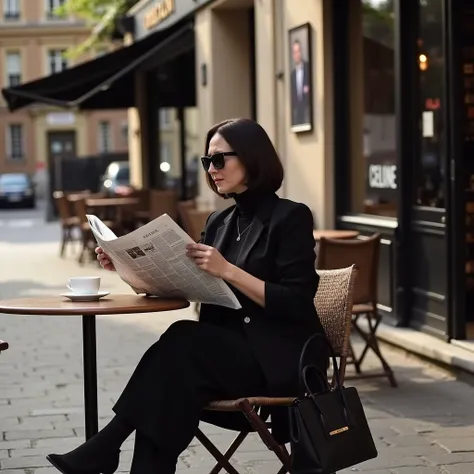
204, 118, 284, 197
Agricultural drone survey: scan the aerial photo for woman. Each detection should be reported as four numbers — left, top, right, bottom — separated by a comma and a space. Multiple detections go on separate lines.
47, 118, 328, 474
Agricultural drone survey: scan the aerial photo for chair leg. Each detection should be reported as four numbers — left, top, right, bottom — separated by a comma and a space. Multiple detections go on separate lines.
60, 226, 72, 258
195, 428, 241, 474
352, 313, 397, 388
356, 312, 381, 366
78, 233, 89, 265
275, 444, 291, 474
347, 340, 361, 373
238, 400, 293, 472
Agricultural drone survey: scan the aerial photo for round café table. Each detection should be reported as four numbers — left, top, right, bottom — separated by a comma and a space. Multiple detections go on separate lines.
0, 294, 189, 440
313, 229, 360, 241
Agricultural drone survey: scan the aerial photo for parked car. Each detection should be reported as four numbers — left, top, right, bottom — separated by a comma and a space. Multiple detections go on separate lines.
99, 161, 133, 196
0, 173, 36, 208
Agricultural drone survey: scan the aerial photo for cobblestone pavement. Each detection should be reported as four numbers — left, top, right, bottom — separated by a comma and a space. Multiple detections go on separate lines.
2, 207, 474, 473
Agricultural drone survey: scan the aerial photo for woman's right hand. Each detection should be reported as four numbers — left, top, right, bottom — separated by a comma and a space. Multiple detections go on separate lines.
95, 247, 116, 272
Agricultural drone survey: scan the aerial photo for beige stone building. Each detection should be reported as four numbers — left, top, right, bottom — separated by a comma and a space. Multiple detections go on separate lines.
7, 0, 474, 343
0, 0, 128, 194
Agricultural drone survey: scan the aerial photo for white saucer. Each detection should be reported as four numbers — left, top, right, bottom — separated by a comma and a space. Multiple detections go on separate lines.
60, 291, 110, 302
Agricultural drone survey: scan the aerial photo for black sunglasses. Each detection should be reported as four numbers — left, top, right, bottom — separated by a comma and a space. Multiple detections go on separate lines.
201, 152, 237, 171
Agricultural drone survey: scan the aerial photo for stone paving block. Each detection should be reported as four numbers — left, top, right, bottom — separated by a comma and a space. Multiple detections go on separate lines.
422, 426, 474, 438
30, 407, 84, 417
435, 437, 474, 453
375, 446, 445, 458
390, 468, 441, 473
382, 434, 436, 447
0, 449, 8, 458
423, 450, 474, 466
10, 447, 56, 458
1, 415, 66, 431
31, 468, 60, 474
33, 437, 81, 449
1, 454, 51, 469
440, 463, 474, 474
0, 470, 27, 474
0, 439, 31, 450
339, 469, 392, 474
4, 428, 75, 441
354, 455, 429, 471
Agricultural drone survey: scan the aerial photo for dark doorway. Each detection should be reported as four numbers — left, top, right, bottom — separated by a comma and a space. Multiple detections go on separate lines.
47, 131, 77, 193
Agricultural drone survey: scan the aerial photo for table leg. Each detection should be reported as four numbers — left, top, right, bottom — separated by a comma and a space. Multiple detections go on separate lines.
82, 315, 99, 440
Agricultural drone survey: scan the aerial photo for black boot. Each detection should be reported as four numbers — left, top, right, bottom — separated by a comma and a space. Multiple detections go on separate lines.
46, 452, 119, 474
130, 431, 177, 474
47, 416, 133, 474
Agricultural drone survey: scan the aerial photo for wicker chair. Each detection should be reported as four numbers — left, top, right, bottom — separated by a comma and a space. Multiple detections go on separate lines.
195, 265, 357, 474
317, 234, 397, 387
0, 340, 9, 353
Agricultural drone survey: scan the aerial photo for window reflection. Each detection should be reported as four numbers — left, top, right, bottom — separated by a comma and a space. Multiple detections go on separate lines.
352, 0, 397, 217
415, 0, 445, 208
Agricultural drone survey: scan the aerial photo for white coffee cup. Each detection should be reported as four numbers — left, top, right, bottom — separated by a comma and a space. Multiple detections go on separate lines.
67, 276, 101, 295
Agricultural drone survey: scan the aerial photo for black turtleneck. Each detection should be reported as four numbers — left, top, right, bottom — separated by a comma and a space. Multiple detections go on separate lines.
220, 189, 264, 333
231, 188, 266, 217
227, 188, 273, 249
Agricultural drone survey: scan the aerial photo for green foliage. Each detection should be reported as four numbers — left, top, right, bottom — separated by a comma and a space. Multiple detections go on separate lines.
54, 0, 139, 58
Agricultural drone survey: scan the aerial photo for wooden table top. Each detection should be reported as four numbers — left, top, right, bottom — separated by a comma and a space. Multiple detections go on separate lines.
0, 294, 189, 316
86, 197, 141, 207
313, 230, 360, 241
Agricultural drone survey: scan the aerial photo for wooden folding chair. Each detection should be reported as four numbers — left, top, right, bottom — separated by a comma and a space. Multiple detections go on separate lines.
53, 191, 80, 258
317, 234, 397, 387
195, 265, 357, 474
0, 340, 9, 353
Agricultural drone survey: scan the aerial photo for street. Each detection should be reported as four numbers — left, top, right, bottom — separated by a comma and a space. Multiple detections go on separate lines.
1, 204, 474, 474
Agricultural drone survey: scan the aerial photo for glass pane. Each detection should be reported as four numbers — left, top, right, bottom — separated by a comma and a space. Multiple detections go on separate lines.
185, 107, 200, 200
158, 108, 178, 191
415, 0, 445, 208
351, 0, 397, 217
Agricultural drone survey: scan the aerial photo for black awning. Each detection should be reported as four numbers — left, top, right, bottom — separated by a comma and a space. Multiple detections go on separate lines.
1, 22, 194, 111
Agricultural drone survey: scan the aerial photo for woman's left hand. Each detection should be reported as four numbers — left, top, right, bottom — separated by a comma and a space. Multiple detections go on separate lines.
186, 243, 232, 279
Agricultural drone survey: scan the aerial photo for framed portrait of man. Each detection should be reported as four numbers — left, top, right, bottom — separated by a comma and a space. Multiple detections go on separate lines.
289, 23, 314, 133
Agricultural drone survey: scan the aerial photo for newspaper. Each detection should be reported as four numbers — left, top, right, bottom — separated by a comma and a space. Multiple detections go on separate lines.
86, 213, 242, 310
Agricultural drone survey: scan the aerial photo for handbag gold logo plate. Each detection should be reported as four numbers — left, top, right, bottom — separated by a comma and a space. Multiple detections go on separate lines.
329, 426, 349, 436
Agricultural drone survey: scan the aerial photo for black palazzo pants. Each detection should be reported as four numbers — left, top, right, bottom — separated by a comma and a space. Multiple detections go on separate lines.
112, 319, 266, 457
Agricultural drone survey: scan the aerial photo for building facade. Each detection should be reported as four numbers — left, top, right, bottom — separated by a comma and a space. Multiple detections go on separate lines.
124, 0, 471, 344
4, 0, 474, 346
0, 0, 129, 196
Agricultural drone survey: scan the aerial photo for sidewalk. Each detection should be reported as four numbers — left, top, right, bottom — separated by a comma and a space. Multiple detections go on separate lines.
2, 220, 474, 473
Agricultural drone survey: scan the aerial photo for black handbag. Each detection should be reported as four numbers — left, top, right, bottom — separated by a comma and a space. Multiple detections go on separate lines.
289, 333, 378, 474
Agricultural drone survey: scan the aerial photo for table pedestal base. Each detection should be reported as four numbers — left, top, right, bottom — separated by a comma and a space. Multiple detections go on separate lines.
82, 315, 98, 440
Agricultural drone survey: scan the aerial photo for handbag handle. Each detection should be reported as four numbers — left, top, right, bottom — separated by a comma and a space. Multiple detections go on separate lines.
301, 363, 355, 432
298, 333, 343, 391
301, 364, 330, 393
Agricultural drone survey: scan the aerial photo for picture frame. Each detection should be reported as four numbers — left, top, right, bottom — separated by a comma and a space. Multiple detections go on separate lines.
288, 23, 314, 133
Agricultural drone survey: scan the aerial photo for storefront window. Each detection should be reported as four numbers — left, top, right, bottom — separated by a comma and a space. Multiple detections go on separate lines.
156, 107, 201, 199
415, 0, 445, 208
351, 0, 397, 217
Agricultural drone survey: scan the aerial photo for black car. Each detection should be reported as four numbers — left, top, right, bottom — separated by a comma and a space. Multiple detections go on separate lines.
0, 173, 36, 208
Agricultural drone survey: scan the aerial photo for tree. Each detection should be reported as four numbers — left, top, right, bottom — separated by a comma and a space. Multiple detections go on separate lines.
55, 0, 139, 57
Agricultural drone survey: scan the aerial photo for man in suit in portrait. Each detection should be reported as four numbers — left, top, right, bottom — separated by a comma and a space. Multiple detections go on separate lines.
290, 39, 311, 128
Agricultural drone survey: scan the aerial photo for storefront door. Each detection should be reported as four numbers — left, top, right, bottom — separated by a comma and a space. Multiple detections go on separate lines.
404, 0, 450, 339
447, 0, 474, 340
